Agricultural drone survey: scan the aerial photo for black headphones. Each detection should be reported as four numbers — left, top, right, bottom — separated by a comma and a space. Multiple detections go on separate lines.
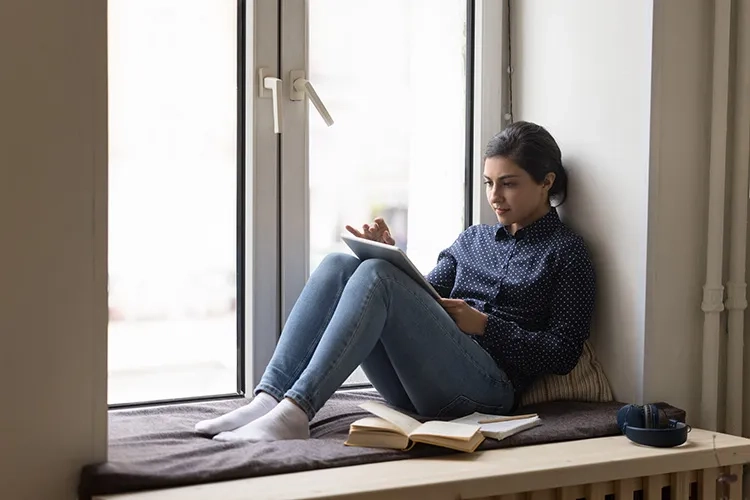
617, 403, 690, 447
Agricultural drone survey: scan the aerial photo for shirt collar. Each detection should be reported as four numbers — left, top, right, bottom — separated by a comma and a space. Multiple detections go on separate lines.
495, 207, 562, 241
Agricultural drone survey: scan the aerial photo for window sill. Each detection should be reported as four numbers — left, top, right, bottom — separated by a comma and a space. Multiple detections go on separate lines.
93, 428, 750, 500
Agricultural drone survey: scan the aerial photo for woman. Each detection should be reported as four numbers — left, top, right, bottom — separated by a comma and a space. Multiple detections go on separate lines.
196, 121, 596, 442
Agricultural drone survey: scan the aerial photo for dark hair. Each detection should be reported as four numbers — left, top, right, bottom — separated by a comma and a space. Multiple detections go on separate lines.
484, 121, 568, 206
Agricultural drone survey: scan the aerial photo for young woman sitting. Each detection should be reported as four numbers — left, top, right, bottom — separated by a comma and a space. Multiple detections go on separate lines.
195, 121, 596, 442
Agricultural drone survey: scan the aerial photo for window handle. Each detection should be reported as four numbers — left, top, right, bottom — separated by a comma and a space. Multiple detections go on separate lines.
290, 70, 334, 127
258, 68, 282, 134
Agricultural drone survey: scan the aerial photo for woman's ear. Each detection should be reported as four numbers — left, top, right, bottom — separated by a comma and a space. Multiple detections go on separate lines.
543, 172, 556, 191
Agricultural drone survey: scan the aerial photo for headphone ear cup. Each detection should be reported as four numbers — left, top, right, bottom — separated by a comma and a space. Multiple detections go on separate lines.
618, 403, 688, 447
643, 404, 654, 429
656, 408, 670, 429
642, 404, 669, 429
617, 404, 645, 432
616, 406, 629, 432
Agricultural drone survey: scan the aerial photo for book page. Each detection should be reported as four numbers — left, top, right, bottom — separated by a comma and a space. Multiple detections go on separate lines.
350, 417, 405, 435
451, 412, 541, 438
411, 431, 484, 453
408, 420, 480, 441
359, 401, 422, 435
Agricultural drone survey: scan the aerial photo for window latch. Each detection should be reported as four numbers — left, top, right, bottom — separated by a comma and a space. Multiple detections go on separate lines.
289, 70, 334, 127
258, 68, 283, 134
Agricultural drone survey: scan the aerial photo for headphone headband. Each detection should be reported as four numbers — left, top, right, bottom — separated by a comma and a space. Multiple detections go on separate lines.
617, 404, 690, 448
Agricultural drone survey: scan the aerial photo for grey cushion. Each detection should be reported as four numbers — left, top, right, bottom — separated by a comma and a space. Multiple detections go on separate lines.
78, 389, 685, 500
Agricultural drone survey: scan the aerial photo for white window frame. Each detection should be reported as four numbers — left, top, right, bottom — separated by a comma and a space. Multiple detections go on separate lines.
245, 0, 282, 389
102, 0, 283, 405
245, 0, 511, 390
473, 0, 511, 227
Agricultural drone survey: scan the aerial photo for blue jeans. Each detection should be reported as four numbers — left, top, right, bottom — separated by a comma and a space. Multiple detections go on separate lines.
255, 253, 515, 420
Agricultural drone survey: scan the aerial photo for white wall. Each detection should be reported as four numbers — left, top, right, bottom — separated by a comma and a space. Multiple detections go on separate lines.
512, 0, 715, 422
642, 0, 712, 429
0, 1, 108, 499
511, 0, 654, 405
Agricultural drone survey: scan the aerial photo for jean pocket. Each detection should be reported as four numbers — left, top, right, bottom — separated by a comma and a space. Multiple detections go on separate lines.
435, 394, 510, 420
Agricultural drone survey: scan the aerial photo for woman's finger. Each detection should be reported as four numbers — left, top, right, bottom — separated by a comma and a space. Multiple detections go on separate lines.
442, 302, 466, 314
383, 230, 395, 245
345, 225, 364, 238
374, 217, 391, 235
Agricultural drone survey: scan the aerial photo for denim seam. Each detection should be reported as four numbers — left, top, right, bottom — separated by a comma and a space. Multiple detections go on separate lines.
290, 266, 509, 417
303, 273, 384, 410
278, 284, 346, 392
380, 277, 511, 389
436, 392, 513, 419
254, 382, 284, 401
283, 389, 317, 420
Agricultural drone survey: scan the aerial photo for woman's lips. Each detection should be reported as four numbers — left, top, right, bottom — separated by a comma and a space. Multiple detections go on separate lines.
495, 208, 509, 215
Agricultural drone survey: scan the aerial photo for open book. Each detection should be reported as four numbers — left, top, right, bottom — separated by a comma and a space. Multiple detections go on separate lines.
344, 401, 485, 452
450, 412, 542, 440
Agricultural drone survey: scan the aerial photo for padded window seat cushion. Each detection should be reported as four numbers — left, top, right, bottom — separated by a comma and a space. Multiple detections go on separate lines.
78, 390, 685, 500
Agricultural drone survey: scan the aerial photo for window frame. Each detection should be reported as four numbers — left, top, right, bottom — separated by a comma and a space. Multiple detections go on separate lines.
248, 0, 511, 392
106, 0, 274, 409
244, 0, 284, 393
473, 0, 512, 227
106, 0, 510, 405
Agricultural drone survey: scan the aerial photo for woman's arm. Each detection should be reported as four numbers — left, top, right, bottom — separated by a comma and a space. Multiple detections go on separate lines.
478, 249, 596, 379
425, 247, 458, 298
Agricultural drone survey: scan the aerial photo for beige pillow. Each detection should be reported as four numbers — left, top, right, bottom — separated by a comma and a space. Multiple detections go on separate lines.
519, 340, 613, 407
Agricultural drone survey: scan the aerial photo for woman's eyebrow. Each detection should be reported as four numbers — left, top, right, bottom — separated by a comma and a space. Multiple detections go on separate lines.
483, 174, 520, 181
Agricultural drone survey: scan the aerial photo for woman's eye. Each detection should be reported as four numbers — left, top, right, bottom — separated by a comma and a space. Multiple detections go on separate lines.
503, 183, 516, 188
483, 181, 492, 187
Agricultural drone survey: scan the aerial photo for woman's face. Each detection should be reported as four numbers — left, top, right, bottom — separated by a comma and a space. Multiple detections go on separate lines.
483, 156, 554, 233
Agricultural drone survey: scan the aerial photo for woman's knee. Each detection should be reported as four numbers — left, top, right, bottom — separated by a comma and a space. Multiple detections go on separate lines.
318, 252, 360, 276
355, 258, 396, 279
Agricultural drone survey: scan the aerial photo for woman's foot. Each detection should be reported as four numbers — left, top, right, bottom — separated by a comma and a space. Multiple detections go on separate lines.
195, 392, 278, 435
213, 398, 310, 442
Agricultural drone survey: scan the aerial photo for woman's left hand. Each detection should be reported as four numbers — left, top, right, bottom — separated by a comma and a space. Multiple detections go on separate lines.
440, 299, 488, 335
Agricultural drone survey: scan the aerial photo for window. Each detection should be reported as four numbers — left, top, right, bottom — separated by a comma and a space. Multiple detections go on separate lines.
298, 0, 472, 385
107, 0, 505, 404
107, 0, 241, 404
306, 0, 470, 273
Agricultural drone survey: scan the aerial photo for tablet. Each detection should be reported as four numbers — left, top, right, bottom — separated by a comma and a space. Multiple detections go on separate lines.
341, 233, 442, 301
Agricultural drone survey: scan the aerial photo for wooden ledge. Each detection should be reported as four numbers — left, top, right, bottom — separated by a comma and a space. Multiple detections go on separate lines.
96, 429, 750, 500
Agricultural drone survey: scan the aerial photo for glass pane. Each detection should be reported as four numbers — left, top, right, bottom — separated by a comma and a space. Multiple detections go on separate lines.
108, 0, 238, 404
308, 0, 468, 385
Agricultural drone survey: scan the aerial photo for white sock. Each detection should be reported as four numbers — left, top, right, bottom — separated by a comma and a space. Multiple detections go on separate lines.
194, 392, 278, 435
213, 398, 310, 442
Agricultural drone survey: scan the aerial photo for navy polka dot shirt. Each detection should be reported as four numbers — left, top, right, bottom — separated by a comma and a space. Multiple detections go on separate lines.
426, 208, 596, 396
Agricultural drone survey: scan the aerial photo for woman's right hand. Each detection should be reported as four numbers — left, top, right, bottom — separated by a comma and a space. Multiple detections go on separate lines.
345, 217, 395, 245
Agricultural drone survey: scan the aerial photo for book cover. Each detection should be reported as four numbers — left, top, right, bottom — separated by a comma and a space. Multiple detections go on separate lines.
345, 401, 485, 452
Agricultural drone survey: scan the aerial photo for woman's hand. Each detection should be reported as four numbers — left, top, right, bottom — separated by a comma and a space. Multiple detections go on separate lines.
345, 217, 395, 245
440, 299, 488, 335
